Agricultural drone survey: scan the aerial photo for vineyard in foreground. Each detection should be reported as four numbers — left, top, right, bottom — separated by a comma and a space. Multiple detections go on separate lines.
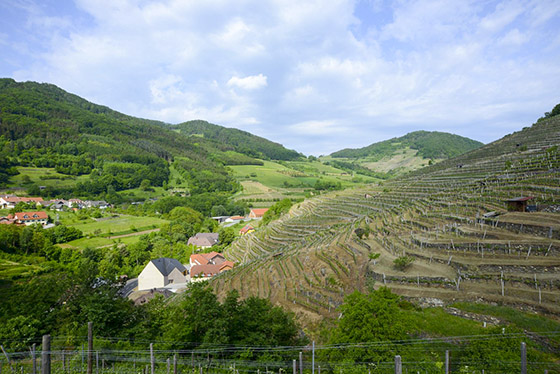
214, 115, 560, 327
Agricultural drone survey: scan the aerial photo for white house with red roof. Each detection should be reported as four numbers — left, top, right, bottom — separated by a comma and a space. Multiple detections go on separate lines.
13, 211, 49, 226
0, 196, 44, 209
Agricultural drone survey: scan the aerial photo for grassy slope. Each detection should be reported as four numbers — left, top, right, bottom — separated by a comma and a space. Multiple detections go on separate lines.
230, 159, 378, 203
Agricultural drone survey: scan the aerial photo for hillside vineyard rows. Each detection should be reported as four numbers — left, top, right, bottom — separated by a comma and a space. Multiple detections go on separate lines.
214, 116, 560, 322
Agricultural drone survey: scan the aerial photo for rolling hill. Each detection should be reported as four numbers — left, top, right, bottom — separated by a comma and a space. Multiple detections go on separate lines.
327, 131, 484, 175
214, 114, 560, 327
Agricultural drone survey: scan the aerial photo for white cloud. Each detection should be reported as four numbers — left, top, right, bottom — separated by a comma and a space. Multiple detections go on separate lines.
227, 74, 268, 90
288, 120, 348, 135
2, 0, 560, 156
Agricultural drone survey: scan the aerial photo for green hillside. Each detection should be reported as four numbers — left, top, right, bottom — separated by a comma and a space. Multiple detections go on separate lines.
0, 79, 299, 202
173, 119, 303, 161
331, 130, 483, 160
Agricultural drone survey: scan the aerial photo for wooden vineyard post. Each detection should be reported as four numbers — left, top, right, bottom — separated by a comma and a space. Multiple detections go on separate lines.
88, 322, 93, 374
394, 355, 401, 374
31, 344, 36, 374
41, 335, 51, 374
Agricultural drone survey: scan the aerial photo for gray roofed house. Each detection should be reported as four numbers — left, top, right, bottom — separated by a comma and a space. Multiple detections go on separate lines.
187, 233, 219, 248
138, 257, 187, 291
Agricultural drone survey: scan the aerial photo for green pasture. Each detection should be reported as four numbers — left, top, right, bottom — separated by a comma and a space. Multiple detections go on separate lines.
63, 214, 167, 236
8, 167, 90, 188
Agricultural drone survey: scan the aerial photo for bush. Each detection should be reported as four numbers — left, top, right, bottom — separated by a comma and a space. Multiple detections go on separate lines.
393, 256, 414, 270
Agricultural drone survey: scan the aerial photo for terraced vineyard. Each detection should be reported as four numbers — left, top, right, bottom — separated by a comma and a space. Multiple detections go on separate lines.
213, 116, 560, 325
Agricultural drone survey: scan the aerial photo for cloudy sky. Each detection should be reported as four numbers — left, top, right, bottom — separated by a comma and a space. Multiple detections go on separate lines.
1, 0, 559, 155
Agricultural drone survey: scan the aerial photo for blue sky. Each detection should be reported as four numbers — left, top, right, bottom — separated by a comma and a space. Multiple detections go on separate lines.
1, 0, 559, 155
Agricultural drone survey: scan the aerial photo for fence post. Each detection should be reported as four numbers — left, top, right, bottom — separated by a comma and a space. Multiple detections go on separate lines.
173, 354, 177, 374
299, 352, 302, 374
394, 355, 401, 374
167, 358, 170, 374
293, 360, 296, 374
41, 335, 51, 374
88, 322, 93, 374
521, 342, 527, 374
32, 344, 36, 374
150, 344, 155, 374
445, 350, 449, 374
312, 341, 315, 374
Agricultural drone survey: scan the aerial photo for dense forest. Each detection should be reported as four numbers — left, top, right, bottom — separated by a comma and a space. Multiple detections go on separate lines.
330, 130, 483, 160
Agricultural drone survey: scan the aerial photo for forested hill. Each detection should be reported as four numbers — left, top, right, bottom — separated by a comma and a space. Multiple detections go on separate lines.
0, 79, 294, 197
172, 120, 303, 161
330, 130, 483, 159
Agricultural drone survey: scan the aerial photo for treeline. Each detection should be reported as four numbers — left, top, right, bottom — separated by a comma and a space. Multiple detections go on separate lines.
0, 223, 82, 258
173, 120, 303, 161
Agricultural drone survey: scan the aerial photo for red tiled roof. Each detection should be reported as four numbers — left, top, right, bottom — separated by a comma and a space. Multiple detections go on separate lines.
190, 264, 221, 277
2, 196, 44, 203
250, 208, 268, 217
14, 211, 48, 221
229, 215, 245, 220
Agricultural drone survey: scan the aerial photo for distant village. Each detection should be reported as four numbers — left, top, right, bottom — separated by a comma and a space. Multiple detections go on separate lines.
1, 194, 269, 301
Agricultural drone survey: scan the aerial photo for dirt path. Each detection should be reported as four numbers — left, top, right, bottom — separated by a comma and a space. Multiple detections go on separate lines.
107, 228, 160, 239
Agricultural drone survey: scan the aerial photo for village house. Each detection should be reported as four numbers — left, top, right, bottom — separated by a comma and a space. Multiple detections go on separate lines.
40, 199, 69, 211
0, 195, 44, 209
239, 224, 255, 235
137, 257, 187, 291
84, 200, 110, 209
12, 211, 49, 226
189, 252, 234, 282
249, 208, 268, 219
187, 232, 219, 248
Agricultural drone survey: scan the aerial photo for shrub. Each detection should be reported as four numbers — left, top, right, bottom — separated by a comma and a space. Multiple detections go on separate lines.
393, 256, 414, 270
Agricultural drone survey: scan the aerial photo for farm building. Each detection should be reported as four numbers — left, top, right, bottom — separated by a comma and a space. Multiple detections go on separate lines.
505, 196, 534, 212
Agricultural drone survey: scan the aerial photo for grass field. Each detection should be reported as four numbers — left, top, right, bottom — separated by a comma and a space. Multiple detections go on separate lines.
7, 167, 90, 189
63, 214, 168, 236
